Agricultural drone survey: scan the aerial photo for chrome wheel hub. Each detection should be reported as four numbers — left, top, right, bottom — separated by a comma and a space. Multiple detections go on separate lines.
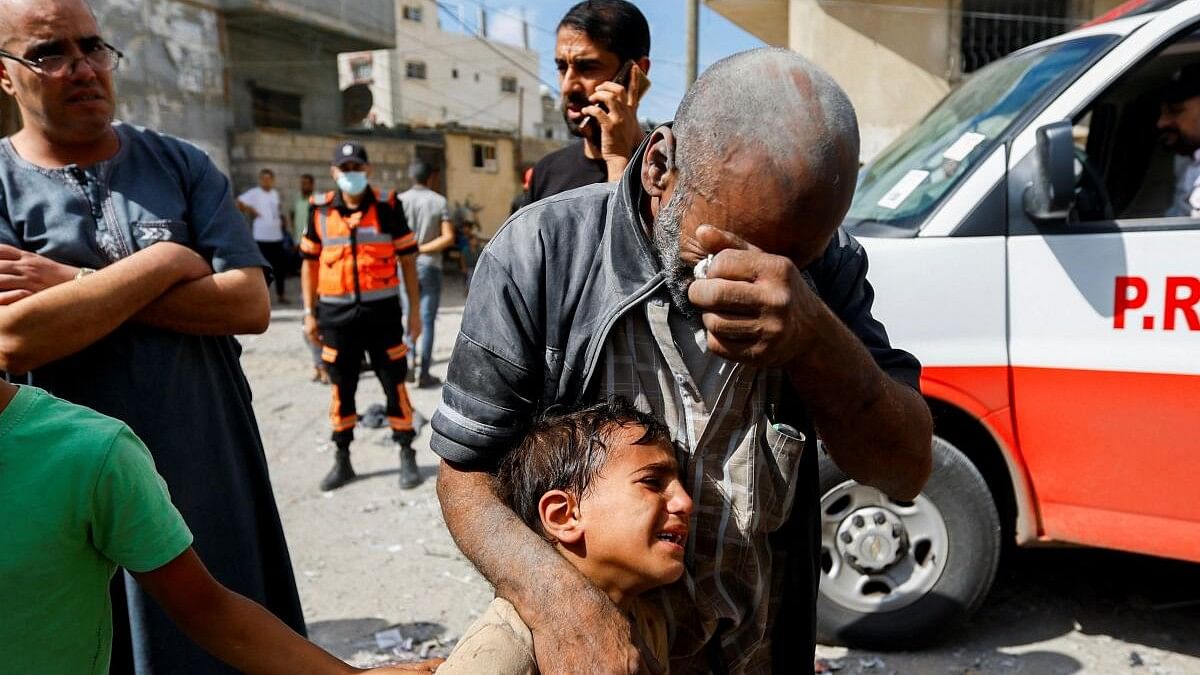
820, 481, 950, 613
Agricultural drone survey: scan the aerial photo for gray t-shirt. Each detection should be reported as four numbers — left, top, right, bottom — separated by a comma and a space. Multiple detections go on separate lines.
0, 121, 305, 672
399, 184, 449, 268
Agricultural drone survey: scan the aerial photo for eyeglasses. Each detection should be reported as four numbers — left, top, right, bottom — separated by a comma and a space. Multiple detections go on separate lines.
0, 43, 122, 77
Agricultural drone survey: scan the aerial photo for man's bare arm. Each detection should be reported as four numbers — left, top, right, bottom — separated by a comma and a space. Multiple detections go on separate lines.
690, 225, 932, 500
134, 267, 270, 336
301, 258, 320, 345
417, 220, 456, 255
785, 308, 933, 500
436, 460, 643, 674
399, 254, 422, 342
0, 243, 211, 374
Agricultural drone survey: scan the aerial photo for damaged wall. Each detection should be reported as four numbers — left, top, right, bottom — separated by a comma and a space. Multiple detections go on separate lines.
91, 0, 233, 170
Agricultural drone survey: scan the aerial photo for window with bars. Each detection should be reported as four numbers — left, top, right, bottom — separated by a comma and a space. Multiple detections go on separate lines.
959, 0, 1092, 74
403, 5, 423, 22
500, 76, 518, 93
406, 61, 427, 80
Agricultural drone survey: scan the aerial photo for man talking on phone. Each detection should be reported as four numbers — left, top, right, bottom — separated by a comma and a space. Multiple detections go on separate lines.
526, 0, 650, 204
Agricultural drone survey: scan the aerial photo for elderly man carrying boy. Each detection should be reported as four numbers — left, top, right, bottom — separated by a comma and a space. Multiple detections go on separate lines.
433, 49, 934, 674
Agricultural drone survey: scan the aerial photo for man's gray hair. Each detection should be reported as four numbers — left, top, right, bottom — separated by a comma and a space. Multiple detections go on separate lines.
672, 48, 860, 202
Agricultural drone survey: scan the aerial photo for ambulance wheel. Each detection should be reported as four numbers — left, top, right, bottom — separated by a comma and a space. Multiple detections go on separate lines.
815, 436, 1001, 649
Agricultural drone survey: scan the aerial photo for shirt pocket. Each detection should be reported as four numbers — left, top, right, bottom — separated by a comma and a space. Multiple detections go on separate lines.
132, 219, 191, 249
754, 418, 808, 533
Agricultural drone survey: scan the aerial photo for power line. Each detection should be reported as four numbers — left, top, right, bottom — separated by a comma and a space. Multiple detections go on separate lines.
433, 0, 561, 94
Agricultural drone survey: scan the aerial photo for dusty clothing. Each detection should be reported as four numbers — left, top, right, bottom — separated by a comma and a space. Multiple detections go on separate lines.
0, 122, 305, 675
437, 597, 670, 675
597, 301, 804, 673
430, 135, 920, 672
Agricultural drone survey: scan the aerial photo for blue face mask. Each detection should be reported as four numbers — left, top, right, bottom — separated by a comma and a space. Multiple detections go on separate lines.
336, 171, 369, 196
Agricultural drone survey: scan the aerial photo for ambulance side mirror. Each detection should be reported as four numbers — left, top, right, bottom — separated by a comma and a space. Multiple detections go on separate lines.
1022, 121, 1077, 223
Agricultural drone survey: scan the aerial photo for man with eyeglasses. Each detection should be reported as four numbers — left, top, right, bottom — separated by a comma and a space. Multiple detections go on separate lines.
0, 1, 307, 673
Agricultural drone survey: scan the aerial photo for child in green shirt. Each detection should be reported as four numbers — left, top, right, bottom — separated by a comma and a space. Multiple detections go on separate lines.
0, 381, 434, 675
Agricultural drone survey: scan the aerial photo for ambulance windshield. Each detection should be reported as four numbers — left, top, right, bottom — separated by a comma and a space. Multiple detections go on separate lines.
845, 34, 1118, 232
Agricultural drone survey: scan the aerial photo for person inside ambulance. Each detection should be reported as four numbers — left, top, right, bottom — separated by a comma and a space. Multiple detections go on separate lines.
1157, 63, 1200, 218
300, 141, 425, 492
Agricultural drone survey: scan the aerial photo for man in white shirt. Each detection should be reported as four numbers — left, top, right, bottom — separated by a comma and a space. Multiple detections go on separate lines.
238, 168, 289, 302
1158, 64, 1200, 218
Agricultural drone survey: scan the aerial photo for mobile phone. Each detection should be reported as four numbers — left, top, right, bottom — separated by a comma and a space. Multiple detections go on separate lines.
611, 60, 635, 89
580, 61, 645, 139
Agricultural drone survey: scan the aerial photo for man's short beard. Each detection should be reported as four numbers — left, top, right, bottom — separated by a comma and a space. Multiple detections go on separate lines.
652, 188, 698, 319
562, 98, 599, 144
562, 106, 586, 138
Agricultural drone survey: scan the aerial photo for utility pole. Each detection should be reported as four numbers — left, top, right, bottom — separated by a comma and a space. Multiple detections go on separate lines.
685, 0, 700, 87
516, 85, 525, 170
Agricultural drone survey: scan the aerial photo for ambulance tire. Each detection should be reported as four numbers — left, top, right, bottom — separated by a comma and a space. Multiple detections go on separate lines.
815, 436, 1001, 649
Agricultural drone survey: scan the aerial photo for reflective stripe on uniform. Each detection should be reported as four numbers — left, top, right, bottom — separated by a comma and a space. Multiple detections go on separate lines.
312, 190, 404, 300
355, 231, 394, 245
318, 286, 399, 305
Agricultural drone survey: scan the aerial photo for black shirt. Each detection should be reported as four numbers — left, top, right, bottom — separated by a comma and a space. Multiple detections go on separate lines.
527, 141, 608, 203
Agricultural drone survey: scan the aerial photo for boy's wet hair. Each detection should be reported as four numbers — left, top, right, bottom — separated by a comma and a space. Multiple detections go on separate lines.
498, 398, 672, 540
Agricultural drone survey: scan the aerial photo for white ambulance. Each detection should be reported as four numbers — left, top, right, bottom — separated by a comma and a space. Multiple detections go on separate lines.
819, 1, 1200, 646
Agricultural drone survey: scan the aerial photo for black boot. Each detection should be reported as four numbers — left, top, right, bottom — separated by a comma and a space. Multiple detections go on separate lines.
398, 443, 422, 490
320, 446, 356, 491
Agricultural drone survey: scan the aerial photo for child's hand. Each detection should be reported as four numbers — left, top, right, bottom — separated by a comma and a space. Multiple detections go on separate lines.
364, 658, 445, 673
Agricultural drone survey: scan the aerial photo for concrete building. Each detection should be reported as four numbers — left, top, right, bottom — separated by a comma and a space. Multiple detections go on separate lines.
0, 0, 550, 237
230, 127, 443, 217
338, 0, 542, 138
2, 0, 395, 175
443, 127, 517, 237
534, 86, 572, 144
707, 0, 1127, 160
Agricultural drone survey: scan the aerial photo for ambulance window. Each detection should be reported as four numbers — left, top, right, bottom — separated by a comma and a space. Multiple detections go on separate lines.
1071, 26, 1200, 224
846, 35, 1116, 232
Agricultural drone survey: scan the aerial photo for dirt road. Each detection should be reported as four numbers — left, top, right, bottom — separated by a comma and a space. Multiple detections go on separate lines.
242, 272, 1200, 674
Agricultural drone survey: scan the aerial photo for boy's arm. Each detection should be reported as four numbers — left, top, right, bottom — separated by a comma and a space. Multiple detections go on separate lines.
133, 549, 440, 675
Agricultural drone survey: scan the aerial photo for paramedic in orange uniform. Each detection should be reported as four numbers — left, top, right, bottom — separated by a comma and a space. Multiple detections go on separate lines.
301, 141, 424, 491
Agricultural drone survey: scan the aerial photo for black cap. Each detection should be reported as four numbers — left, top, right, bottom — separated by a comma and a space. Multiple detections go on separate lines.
331, 141, 369, 167
1162, 64, 1200, 104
